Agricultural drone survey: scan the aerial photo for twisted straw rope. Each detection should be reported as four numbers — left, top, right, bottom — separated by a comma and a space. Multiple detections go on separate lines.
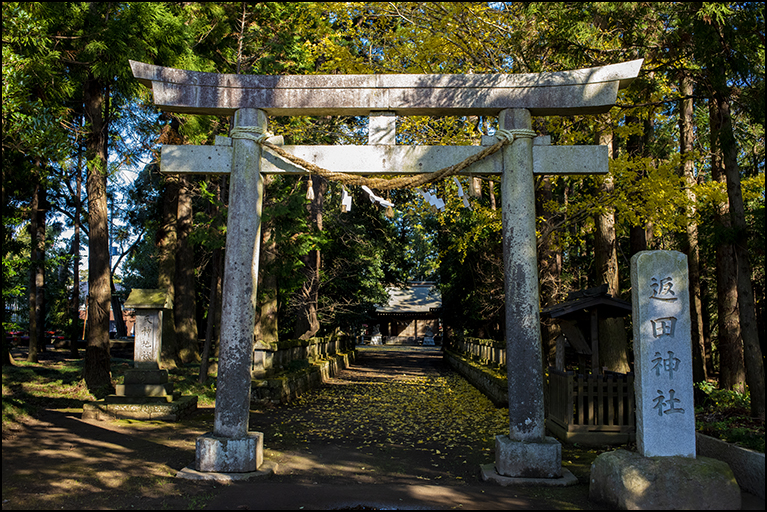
230, 126, 536, 192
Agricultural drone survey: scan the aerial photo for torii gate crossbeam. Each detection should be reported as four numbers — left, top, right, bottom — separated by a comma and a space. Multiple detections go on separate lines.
131, 59, 642, 481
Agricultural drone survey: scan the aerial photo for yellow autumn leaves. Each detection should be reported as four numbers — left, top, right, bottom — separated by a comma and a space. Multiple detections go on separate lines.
263, 366, 509, 451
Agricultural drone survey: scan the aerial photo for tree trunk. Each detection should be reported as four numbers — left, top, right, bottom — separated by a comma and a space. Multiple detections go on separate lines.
200, 246, 222, 383
710, 99, 746, 393
27, 175, 40, 363
156, 120, 183, 366
594, 124, 629, 374
174, 175, 199, 363
294, 176, 327, 340
255, 175, 279, 344
158, 174, 179, 366
626, 114, 654, 255
699, 277, 715, 376
1, 157, 13, 365
715, 93, 765, 419
678, 72, 708, 384
110, 275, 127, 337
69, 147, 83, 357
536, 175, 561, 368
82, 74, 113, 394
34, 176, 47, 354
200, 176, 224, 382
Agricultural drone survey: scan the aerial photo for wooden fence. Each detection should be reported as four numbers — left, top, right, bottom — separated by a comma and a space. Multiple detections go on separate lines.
546, 368, 635, 445
447, 337, 506, 368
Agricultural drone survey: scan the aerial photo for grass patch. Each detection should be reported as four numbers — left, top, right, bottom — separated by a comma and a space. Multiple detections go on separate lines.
2, 357, 94, 431
2, 349, 218, 432
167, 366, 217, 407
695, 382, 765, 453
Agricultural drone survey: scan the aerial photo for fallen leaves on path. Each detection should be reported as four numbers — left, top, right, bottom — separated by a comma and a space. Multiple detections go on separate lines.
259, 353, 509, 457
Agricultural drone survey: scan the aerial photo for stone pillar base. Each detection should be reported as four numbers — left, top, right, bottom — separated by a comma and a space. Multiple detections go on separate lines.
480, 464, 578, 487
589, 449, 741, 510
178, 460, 277, 483
495, 435, 562, 478
195, 432, 263, 473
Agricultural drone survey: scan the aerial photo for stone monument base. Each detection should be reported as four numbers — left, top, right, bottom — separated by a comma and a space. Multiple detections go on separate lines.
82, 395, 197, 421
495, 435, 563, 478
480, 464, 578, 487
177, 460, 278, 483
589, 449, 741, 510
195, 432, 264, 473
82, 367, 198, 422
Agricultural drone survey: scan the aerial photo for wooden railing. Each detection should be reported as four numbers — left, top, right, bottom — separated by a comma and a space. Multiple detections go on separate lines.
547, 368, 635, 444
447, 337, 506, 368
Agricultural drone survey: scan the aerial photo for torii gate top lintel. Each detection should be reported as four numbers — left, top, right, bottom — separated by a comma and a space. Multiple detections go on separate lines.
130, 59, 642, 117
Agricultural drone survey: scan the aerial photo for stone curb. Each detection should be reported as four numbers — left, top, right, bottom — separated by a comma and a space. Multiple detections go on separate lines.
443, 350, 507, 406
697, 433, 765, 500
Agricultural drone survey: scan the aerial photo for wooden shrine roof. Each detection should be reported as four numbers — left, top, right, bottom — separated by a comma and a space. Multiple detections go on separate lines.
376, 282, 442, 316
541, 284, 632, 320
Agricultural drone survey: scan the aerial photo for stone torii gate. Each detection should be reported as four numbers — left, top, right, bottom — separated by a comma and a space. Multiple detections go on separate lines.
131, 59, 642, 481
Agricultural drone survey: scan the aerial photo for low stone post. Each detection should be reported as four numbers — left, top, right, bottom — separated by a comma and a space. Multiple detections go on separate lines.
119, 289, 174, 398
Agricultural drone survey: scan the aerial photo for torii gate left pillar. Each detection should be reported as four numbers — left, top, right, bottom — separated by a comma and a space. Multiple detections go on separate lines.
131, 59, 642, 481
193, 109, 267, 474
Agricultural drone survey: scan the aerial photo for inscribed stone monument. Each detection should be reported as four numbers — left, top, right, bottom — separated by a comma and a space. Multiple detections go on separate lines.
588, 251, 741, 509
631, 250, 696, 457
117, 289, 175, 399
83, 288, 198, 421
125, 289, 171, 370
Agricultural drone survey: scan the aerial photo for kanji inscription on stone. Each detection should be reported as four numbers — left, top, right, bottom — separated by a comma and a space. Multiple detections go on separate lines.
631, 251, 696, 457
134, 310, 162, 370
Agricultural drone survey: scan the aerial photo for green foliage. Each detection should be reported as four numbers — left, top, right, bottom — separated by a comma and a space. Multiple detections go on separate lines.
695, 382, 764, 452
695, 381, 751, 411
302, 180, 399, 334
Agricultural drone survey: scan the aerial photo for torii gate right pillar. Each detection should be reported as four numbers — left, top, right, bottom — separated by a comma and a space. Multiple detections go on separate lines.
496, 108, 562, 478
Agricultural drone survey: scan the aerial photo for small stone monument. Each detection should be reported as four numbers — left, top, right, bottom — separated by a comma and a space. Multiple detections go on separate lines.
422, 326, 435, 346
117, 289, 175, 399
632, 251, 695, 457
82, 289, 197, 422
589, 251, 740, 509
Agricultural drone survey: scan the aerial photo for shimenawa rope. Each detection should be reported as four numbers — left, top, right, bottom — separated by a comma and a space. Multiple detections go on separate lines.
229, 126, 536, 192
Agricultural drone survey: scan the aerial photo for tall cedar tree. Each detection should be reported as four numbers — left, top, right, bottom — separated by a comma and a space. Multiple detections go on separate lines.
16, 3, 191, 392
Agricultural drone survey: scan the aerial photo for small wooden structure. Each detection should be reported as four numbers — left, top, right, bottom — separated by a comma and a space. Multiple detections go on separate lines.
541, 285, 635, 444
541, 284, 632, 375
547, 369, 635, 445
